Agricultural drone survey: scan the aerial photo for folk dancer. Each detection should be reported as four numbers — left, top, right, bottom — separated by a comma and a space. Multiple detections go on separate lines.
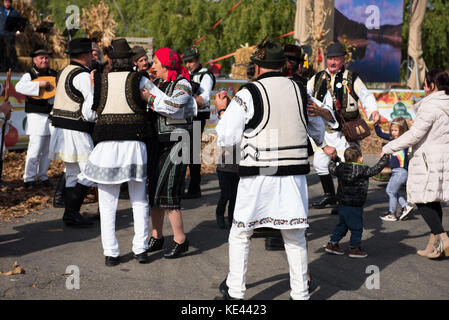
308, 42, 380, 211
140, 48, 197, 259
83, 39, 151, 266
215, 40, 329, 300
49, 38, 96, 227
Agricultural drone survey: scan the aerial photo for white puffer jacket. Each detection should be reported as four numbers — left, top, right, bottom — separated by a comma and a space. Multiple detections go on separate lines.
383, 90, 449, 204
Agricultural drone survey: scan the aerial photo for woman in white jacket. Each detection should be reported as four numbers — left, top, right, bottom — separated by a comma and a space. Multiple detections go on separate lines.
383, 69, 449, 259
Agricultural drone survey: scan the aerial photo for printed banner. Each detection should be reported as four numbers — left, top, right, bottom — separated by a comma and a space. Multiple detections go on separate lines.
334, 0, 405, 82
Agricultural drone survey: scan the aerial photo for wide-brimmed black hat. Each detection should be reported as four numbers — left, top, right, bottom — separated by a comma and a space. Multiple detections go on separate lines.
182, 46, 200, 62
250, 39, 286, 69
284, 44, 304, 63
30, 46, 51, 58
68, 38, 93, 55
132, 46, 147, 62
326, 42, 346, 57
108, 38, 134, 59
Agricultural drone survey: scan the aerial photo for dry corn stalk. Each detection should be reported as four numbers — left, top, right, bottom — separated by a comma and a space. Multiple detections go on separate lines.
14, 0, 66, 59
80, 0, 117, 51
309, 0, 332, 72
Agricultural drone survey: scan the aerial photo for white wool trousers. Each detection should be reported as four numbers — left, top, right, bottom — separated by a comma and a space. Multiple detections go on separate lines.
98, 181, 149, 258
65, 161, 94, 187
226, 226, 309, 300
23, 134, 51, 182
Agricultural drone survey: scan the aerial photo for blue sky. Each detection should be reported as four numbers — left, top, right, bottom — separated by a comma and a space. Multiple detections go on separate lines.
335, 0, 404, 26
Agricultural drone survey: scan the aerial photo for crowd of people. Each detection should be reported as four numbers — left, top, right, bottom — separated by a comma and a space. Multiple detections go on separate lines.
1, 24, 449, 300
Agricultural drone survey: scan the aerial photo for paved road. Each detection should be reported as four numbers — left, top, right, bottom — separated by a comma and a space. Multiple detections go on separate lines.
1, 155, 448, 300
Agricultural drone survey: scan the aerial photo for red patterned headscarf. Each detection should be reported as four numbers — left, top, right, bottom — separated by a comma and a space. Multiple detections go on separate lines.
154, 48, 190, 82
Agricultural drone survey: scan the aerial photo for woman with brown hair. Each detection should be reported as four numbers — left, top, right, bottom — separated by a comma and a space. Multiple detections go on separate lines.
383, 69, 449, 259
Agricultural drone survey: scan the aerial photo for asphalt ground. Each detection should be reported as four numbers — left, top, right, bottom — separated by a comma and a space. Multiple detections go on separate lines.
0, 155, 448, 302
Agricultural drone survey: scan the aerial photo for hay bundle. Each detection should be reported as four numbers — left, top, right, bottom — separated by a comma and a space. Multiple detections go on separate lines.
231, 43, 254, 79
14, 0, 67, 59
80, 0, 117, 51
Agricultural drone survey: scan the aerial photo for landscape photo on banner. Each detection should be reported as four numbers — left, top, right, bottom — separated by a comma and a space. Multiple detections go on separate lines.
334, 0, 404, 83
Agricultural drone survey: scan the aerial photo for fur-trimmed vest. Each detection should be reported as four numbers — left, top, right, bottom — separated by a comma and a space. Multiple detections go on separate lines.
51, 63, 94, 133
92, 71, 148, 142
238, 72, 310, 177
25, 67, 57, 114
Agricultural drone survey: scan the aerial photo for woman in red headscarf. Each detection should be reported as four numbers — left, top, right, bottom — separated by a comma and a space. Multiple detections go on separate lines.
141, 48, 197, 259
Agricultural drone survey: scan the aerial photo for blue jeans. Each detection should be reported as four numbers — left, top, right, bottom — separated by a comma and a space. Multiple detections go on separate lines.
386, 168, 408, 214
330, 205, 364, 248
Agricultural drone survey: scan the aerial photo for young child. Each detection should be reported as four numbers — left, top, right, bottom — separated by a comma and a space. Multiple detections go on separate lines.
325, 146, 389, 258
374, 117, 414, 221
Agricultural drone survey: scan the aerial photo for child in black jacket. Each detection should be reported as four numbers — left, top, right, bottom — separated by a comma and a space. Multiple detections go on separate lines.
325, 146, 389, 258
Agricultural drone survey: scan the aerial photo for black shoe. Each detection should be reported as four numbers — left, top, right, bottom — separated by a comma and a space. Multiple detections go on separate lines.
53, 198, 65, 208
134, 252, 150, 264
105, 256, 120, 267
147, 236, 164, 252
24, 181, 39, 189
265, 236, 285, 251
183, 191, 201, 199
312, 194, 337, 209
217, 215, 225, 229
218, 278, 242, 300
163, 239, 189, 259
41, 180, 53, 188
63, 209, 94, 227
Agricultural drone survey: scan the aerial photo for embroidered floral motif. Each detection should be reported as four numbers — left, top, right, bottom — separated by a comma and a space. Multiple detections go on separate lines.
233, 217, 308, 228
232, 96, 248, 112
174, 83, 192, 96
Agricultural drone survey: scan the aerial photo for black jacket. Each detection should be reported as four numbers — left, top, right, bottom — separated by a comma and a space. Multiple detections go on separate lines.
329, 155, 389, 207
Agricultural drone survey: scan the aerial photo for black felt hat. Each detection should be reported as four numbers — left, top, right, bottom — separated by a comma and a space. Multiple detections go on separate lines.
108, 38, 134, 59
182, 46, 200, 62
283, 44, 304, 63
326, 42, 346, 57
250, 39, 286, 69
68, 38, 93, 55
132, 46, 147, 61
30, 46, 51, 58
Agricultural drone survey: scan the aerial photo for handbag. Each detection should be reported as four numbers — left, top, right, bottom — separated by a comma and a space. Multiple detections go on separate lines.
326, 77, 370, 142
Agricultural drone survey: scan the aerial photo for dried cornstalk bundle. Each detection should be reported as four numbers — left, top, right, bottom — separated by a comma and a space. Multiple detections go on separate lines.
309, 0, 331, 72
231, 44, 254, 79
14, 0, 67, 68
80, 0, 117, 51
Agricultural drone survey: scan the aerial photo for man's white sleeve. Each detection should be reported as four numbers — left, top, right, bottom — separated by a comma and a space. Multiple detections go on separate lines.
15, 73, 40, 97
355, 77, 378, 118
73, 72, 97, 122
216, 89, 254, 147
198, 73, 214, 107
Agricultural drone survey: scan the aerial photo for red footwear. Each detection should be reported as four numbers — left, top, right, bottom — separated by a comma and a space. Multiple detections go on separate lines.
325, 242, 345, 255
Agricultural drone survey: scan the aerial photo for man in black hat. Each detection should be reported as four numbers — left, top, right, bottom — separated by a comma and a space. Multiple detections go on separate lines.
132, 46, 151, 72
182, 45, 216, 199
49, 37, 97, 227
82, 38, 151, 266
214, 39, 327, 300
0, 0, 23, 71
307, 41, 380, 211
15, 47, 57, 189
284, 44, 308, 88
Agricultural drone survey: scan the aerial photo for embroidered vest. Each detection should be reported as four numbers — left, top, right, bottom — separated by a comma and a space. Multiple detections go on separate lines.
24, 67, 57, 114
239, 75, 310, 177
155, 75, 194, 143
92, 71, 148, 143
51, 64, 94, 133
312, 69, 360, 121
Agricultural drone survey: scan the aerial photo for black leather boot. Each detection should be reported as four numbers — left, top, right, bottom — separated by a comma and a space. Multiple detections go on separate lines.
62, 183, 93, 227
265, 232, 285, 251
53, 173, 66, 208
312, 174, 337, 209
